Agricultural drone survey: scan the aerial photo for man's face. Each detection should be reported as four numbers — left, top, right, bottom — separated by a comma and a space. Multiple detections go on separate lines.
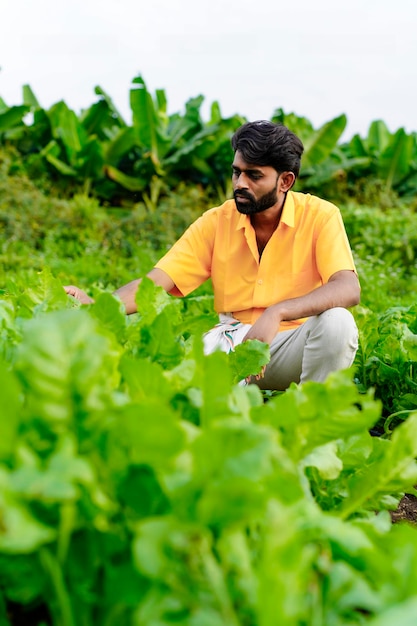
231, 151, 280, 215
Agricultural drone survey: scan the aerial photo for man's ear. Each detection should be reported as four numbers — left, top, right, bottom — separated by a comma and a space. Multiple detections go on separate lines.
279, 171, 296, 192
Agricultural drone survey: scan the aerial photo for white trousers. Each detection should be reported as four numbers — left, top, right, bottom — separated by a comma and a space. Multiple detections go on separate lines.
203, 308, 359, 391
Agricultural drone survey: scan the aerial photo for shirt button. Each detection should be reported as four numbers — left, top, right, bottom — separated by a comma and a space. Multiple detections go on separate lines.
257, 279, 263, 285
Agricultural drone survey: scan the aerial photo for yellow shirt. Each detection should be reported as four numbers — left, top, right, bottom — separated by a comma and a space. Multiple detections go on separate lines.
155, 191, 357, 330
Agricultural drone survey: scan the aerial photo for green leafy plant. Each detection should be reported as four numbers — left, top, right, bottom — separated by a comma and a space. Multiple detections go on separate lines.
0, 273, 417, 624
354, 304, 417, 428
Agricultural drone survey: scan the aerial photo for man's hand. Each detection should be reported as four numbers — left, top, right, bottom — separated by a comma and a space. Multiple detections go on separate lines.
243, 270, 360, 347
245, 364, 267, 384
64, 285, 94, 304
64, 269, 174, 313
243, 307, 281, 345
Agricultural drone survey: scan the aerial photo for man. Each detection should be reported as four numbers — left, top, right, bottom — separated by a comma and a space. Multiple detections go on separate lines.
66, 120, 360, 390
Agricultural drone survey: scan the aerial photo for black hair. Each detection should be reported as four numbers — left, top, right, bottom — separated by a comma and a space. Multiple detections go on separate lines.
231, 120, 304, 178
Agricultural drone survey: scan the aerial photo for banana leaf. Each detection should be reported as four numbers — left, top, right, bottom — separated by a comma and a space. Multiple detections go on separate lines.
47, 101, 88, 165
166, 96, 205, 146
271, 109, 346, 168
104, 126, 139, 165
80, 100, 121, 141
367, 120, 392, 155
210, 101, 222, 125
78, 138, 104, 180
349, 134, 368, 158
379, 128, 414, 189
155, 89, 167, 116
130, 75, 169, 170
105, 165, 149, 192
41, 141, 78, 176
162, 124, 220, 166
302, 114, 347, 168
0, 106, 29, 132
396, 171, 417, 196
271, 108, 314, 145
299, 155, 371, 189
22, 85, 40, 110
94, 85, 127, 126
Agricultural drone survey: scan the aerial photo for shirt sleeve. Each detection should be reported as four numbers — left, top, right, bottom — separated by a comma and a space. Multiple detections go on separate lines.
155, 210, 217, 296
315, 207, 357, 283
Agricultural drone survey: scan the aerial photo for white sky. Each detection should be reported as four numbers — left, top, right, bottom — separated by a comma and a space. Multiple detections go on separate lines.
1, 0, 416, 141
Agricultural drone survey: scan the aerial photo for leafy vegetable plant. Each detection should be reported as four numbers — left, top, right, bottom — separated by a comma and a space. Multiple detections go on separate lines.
1, 273, 417, 625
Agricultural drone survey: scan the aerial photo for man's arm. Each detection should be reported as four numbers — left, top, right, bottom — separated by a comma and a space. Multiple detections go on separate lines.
243, 270, 360, 345
64, 268, 175, 314
112, 268, 175, 314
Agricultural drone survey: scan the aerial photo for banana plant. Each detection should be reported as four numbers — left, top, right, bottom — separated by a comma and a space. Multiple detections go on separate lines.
0, 104, 29, 133
39, 100, 103, 194
37, 86, 127, 194
271, 108, 354, 191
272, 108, 347, 166
347, 120, 417, 193
104, 75, 244, 209
0, 84, 39, 132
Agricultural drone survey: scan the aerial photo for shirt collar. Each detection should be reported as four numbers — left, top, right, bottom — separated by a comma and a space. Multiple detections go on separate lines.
281, 191, 295, 227
235, 191, 295, 230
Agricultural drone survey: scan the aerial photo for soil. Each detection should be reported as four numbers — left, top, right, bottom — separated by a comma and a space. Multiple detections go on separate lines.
391, 493, 417, 524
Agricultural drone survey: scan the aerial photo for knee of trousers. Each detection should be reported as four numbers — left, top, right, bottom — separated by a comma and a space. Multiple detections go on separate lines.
308, 307, 359, 351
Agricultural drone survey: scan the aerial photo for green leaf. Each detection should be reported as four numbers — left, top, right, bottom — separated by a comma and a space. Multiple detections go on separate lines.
104, 164, 148, 191
104, 126, 138, 164
41, 140, 78, 176
0, 105, 29, 131
135, 277, 176, 325
200, 351, 234, 425
16, 267, 69, 316
349, 133, 368, 157
0, 473, 55, 553
77, 136, 104, 179
89, 292, 127, 341
271, 108, 314, 145
0, 362, 21, 461
228, 339, 270, 382
22, 84, 40, 109
302, 441, 343, 480
94, 84, 127, 126
10, 436, 94, 503
379, 128, 413, 188
138, 309, 184, 369
262, 369, 381, 460
47, 100, 87, 164
191, 420, 301, 525
302, 114, 347, 167
366, 597, 417, 626
117, 402, 185, 467
340, 412, 417, 519
14, 309, 121, 423
130, 75, 168, 169
367, 119, 391, 154
337, 432, 374, 469
120, 355, 172, 402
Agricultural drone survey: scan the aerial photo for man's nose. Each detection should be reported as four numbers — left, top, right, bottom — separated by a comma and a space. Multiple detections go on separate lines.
234, 173, 249, 189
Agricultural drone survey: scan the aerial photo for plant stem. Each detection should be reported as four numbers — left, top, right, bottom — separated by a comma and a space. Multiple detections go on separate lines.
39, 547, 76, 626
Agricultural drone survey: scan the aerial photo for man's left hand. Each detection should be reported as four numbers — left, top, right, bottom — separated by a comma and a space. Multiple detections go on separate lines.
243, 307, 281, 345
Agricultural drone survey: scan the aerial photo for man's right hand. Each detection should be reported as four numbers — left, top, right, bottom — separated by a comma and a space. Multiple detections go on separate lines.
64, 269, 174, 313
64, 285, 94, 304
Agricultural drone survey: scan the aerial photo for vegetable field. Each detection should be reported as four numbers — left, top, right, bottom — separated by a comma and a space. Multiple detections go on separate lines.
2, 77, 417, 625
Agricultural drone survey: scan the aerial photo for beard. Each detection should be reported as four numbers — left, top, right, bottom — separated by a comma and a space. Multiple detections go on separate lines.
234, 187, 278, 215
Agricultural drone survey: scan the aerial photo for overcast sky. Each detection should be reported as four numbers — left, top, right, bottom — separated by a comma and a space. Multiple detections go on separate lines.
1, 0, 416, 141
